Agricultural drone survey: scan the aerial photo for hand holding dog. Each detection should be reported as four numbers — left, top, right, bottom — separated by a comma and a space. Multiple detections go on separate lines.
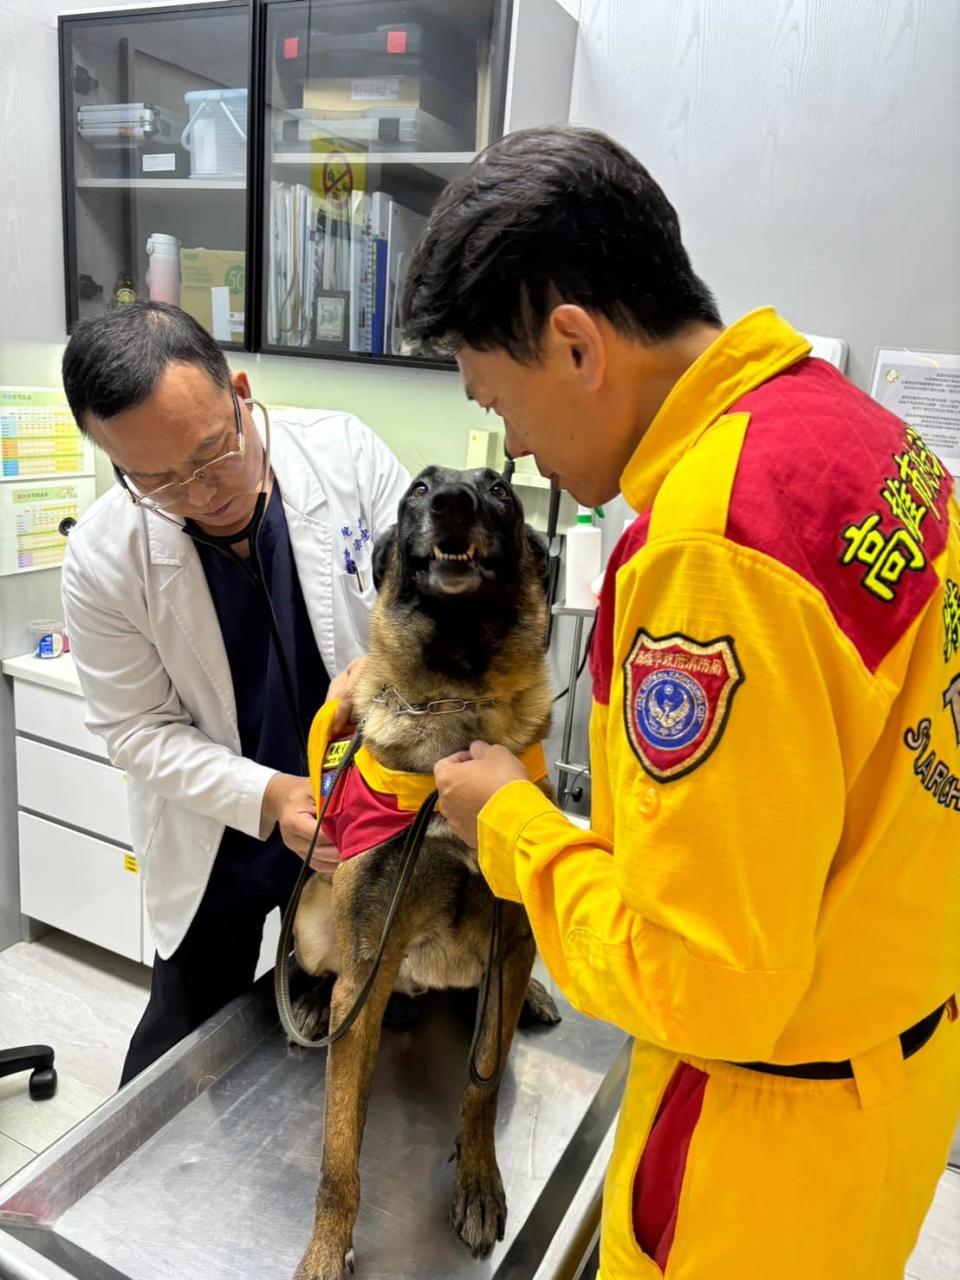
435, 742, 527, 847
262, 774, 339, 876
327, 655, 368, 734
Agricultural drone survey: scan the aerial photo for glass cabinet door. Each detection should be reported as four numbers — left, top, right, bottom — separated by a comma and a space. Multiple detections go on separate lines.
260, 0, 508, 365
61, 2, 252, 347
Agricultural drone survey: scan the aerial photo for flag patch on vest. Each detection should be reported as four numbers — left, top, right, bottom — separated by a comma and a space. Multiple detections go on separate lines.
622, 631, 744, 782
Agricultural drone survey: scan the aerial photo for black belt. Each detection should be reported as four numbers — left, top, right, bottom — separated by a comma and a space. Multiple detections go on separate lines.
736, 1002, 947, 1081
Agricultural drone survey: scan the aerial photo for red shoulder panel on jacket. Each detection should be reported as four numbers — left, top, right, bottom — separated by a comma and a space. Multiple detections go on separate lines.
727, 358, 952, 672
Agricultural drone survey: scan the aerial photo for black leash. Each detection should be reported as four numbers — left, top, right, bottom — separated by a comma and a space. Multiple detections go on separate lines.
468, 899, 505, 1089
274, 731, 507, 1089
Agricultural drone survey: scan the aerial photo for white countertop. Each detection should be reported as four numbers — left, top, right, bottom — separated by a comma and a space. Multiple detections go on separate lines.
2, 652, 84, 695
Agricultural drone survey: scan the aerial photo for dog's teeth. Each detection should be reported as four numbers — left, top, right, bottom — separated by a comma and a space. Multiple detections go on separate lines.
433, 545, 476, 562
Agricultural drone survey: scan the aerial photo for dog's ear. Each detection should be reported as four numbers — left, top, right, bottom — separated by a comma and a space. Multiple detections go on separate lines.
524, 525, 550, 598
372, 525, 398, 591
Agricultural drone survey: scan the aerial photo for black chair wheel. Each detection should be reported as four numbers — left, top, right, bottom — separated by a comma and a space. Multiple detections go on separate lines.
29, 1066, 57, 1100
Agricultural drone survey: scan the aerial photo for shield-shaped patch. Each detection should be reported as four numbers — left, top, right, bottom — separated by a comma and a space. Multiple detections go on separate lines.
622, 630, 744, 782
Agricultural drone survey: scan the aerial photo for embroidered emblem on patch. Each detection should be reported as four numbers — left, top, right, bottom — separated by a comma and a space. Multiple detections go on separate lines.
321, 737, 351, 797
622, 631, 744, 781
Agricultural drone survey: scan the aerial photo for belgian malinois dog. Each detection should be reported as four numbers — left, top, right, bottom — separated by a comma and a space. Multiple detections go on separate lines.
292, 466, 560, 1280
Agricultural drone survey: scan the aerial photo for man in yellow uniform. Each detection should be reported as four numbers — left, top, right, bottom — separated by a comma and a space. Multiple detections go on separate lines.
402, 126, 960, 1278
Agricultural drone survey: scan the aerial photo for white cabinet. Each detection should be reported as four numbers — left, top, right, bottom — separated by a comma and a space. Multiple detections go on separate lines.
3, 654, 145, 966
18, 813, 142, 963
16, 738, 131, 845
13, 677, 108, 760
4, 654, 283, 976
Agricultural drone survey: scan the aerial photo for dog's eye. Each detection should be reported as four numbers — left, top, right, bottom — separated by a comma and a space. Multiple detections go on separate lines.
410, 481, 429, 498
490, 481, 510, 499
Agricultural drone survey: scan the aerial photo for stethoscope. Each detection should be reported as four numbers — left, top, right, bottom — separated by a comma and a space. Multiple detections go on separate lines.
186, 492, 310, 768
180, 404, 309, 767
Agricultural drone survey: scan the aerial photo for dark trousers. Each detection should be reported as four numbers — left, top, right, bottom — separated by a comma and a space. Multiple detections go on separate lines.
121, 852, 300, 1087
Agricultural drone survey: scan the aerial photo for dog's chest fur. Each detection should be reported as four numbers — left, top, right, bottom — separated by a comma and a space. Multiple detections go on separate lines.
392, 839, 498, 992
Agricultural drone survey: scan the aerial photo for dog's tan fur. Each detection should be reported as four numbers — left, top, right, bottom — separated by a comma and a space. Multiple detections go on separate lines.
291, 473, 556, 1280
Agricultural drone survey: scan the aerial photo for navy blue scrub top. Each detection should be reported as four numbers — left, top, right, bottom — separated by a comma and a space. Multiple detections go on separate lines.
193, 483, 330, 903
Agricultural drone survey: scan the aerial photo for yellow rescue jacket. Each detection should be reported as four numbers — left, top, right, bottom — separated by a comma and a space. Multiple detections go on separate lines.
475, 307, 960, 1270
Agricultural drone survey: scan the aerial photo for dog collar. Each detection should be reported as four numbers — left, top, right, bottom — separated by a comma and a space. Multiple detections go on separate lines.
372, 685, 502, 717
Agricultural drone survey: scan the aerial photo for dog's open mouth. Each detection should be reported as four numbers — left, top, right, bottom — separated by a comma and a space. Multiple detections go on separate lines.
433, 540, 477, 563
425, 537, 483, 593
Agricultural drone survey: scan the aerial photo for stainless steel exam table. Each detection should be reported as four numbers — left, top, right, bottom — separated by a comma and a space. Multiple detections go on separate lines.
0, 973, 627, 1280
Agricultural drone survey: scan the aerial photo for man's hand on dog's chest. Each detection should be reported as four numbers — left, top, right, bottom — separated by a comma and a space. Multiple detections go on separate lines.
327, 655, 367, 735
434, 742, 527, 847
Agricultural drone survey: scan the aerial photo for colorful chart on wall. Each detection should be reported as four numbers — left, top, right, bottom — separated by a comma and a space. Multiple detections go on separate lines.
0, 477, 96, 575
0, 387, 96, 576
1, 386, 94, 478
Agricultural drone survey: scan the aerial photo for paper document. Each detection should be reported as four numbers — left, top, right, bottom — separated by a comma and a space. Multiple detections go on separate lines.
871, 349, 960, 475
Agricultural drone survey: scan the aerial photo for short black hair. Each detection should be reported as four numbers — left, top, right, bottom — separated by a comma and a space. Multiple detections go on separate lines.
62, 302, 232, 435
402, 125, 721, 361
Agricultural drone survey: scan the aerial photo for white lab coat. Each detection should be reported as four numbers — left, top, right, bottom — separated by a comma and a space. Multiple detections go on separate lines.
62, 408, 409, 959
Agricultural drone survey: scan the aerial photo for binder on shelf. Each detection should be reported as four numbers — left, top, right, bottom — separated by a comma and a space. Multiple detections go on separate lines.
349, 191, 374, 353
371, 237, 388, 355
369, 191, 390, 355
384, 201, 425, 356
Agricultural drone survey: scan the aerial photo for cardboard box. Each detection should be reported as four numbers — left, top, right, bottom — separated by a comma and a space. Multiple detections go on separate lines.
303, 75, 472, 134
179, 248, 245, 341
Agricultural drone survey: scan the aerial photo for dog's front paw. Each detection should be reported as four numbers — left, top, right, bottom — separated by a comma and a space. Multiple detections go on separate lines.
450, 1145, 507, 1259
292, 1244, 355, 1280
518, 976, 561, 1028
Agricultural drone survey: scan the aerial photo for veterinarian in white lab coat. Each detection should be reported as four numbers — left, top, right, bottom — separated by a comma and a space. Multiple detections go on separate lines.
60, 302, 408, 1084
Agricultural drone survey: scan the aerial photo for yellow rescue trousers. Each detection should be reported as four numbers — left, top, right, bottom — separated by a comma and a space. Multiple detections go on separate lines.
598, 1006, 960, 1279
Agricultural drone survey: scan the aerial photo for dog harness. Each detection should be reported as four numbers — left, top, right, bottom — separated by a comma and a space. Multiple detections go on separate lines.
307, 698, 549, 862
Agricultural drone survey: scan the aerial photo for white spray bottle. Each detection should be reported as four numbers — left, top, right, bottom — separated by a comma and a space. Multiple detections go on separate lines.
564, 506, 602, 609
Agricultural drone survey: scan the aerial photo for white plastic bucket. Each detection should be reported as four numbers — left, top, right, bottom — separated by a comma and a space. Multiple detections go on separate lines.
181, 88, 247, 179
145, 232, 181, 304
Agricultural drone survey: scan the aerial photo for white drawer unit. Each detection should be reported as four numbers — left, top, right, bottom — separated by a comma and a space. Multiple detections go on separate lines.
4, 654, 147, 967
16, 737, 131, 846
18, 812, 142, 963
13, 678, 107, 760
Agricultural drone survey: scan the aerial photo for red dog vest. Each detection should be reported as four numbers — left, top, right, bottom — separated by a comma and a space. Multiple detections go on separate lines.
307, 699, 549, 861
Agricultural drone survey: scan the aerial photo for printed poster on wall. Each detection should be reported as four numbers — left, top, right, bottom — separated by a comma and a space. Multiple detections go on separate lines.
0, 386, 95, 576
870, 350, 960, 476
0, 477, 96, 575
1, 385, 94, 478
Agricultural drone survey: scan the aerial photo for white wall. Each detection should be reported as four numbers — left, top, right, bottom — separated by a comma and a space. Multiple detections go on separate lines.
569, 0, 960, 388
